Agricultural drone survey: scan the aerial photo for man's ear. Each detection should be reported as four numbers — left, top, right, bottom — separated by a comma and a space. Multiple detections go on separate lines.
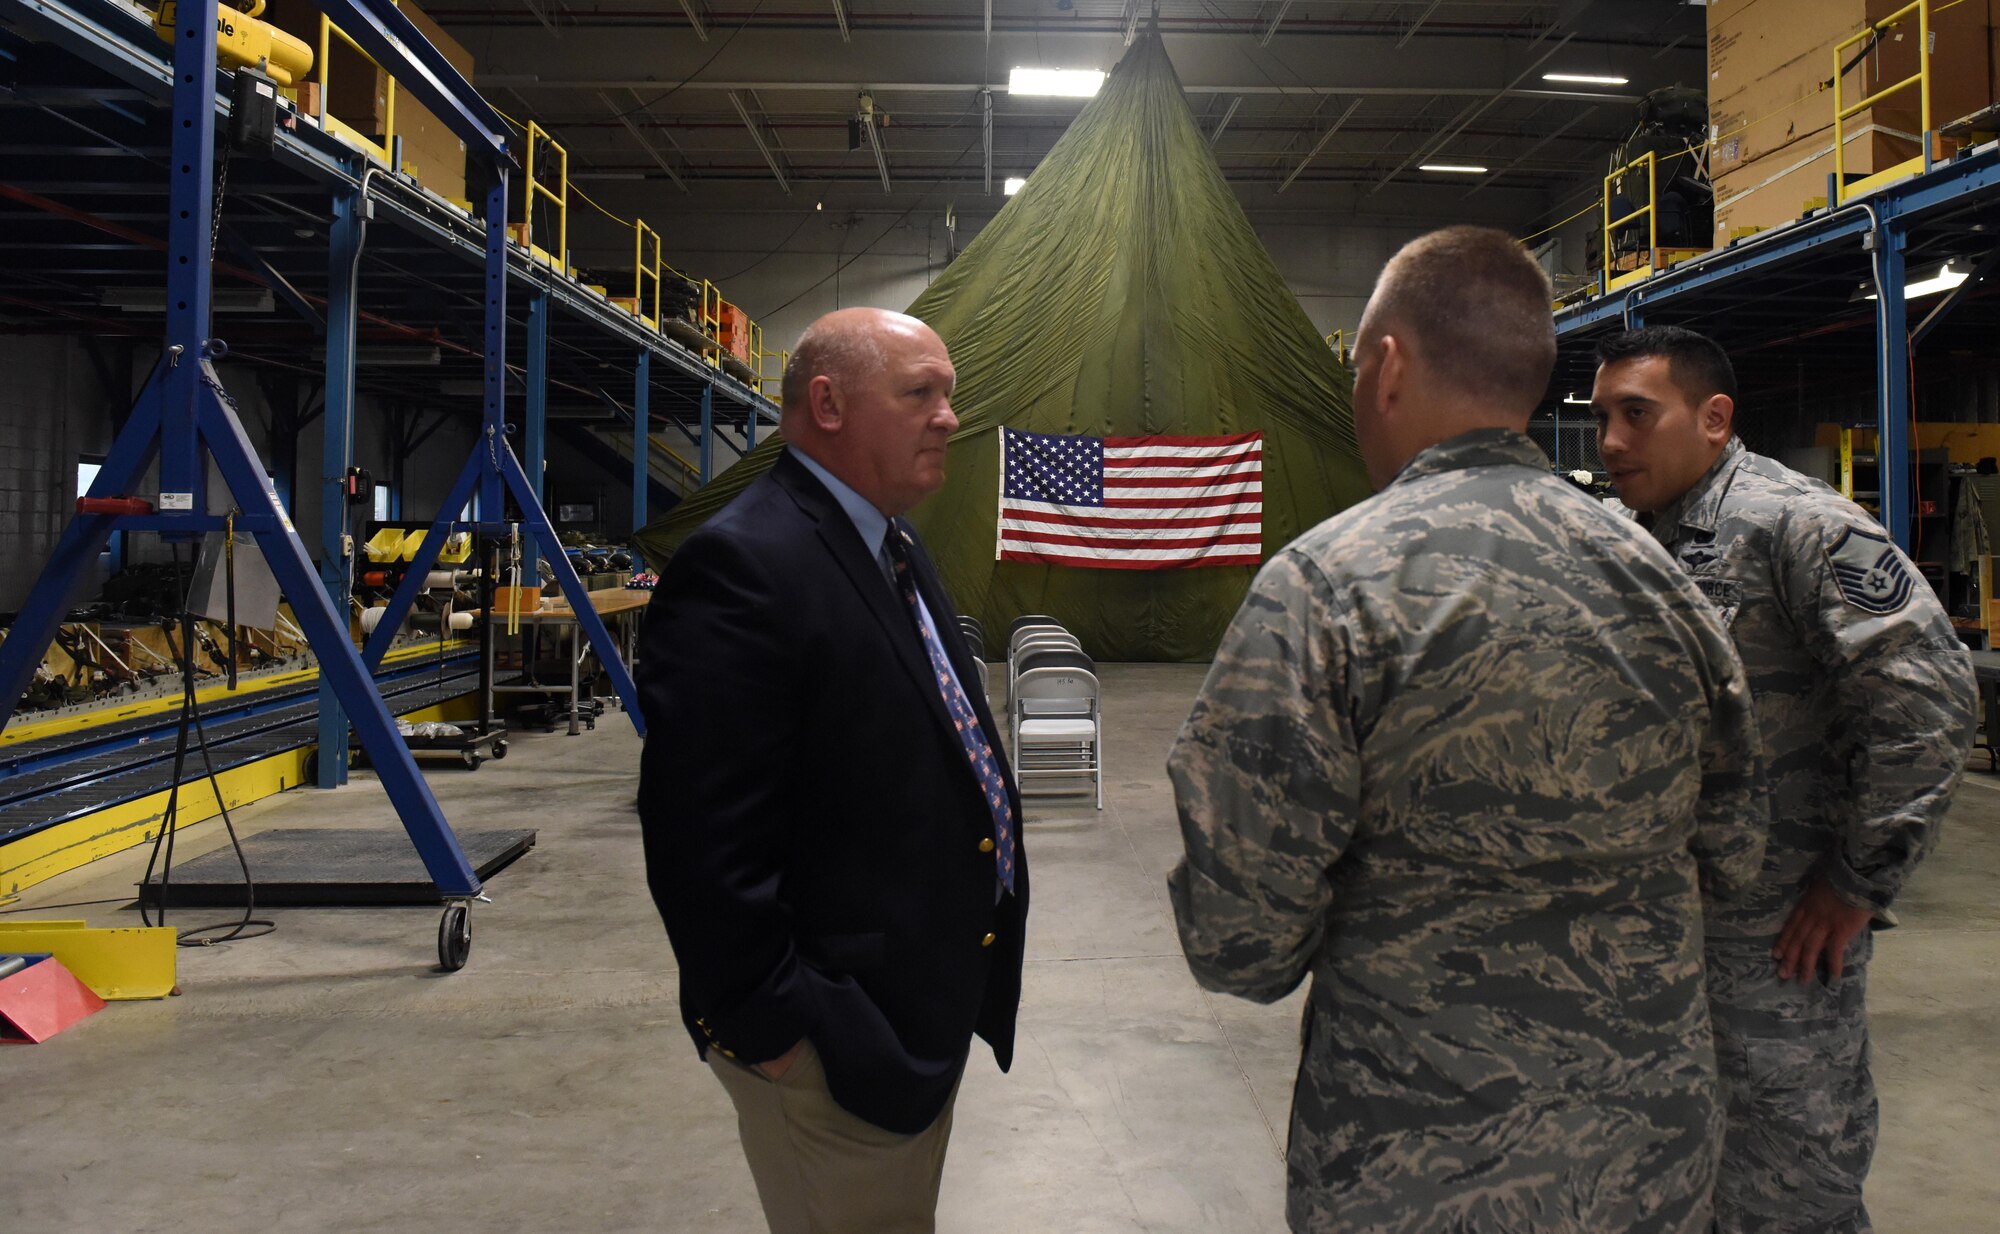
1376, 333, 1409, 420
808, 374, 843, 434
1703, 393, 1734, 444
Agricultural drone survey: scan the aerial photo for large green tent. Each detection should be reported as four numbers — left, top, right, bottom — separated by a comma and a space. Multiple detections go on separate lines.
634, 32, 1369, 661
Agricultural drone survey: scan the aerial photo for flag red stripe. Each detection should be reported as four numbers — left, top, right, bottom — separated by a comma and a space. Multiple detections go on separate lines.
1100, 492, 1260, 509
1104, 473, 1262, 489
1102, 433, 1263, 449
1000, 509, 1253, 530
1001, 530, 1263, 550
1001, 548, 1264, 570
1103, 452, 1263, 469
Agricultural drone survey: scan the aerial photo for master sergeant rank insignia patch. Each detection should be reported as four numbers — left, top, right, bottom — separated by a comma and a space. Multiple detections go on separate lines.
1826, 525, 1915, 614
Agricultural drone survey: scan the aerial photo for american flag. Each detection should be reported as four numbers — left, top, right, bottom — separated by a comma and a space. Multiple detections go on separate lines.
997, 428, 1264, 570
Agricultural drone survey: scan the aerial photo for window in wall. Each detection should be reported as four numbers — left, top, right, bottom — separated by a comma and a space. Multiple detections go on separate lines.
373, 483, 392, 522
76, 459, 102, 500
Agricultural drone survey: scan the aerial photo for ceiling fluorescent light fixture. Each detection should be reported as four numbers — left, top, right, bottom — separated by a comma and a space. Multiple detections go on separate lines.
1862, 261, 1969, 301
1003, 177, 1027, 195
1008, 67, 1105, 98
1563, 393, 1592, 405
1418, 163, 1488, 174
1543, 72, 1630, 85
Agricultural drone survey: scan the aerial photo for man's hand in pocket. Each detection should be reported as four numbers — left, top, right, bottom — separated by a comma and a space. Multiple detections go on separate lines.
754, 1039, 806, 1081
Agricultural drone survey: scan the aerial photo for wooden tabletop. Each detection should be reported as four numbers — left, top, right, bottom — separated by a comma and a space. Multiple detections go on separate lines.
479, 588, 654, 621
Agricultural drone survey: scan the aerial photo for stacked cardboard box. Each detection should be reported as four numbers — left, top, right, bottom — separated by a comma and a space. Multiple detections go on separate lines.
261, 0, 471, 203
1708, 0, 1997, 237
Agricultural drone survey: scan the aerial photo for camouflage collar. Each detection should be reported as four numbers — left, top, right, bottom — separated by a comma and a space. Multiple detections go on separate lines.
1391, 428, 1552, 487
1651, 437, 1747, 544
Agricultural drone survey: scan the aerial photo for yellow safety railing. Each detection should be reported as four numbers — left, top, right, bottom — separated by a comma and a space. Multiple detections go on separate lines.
523, 120, 569, 275
316, 11, 395, 167
1833, 0, 1931, 204
632, 219, 661, 328
1602, 150, 1658, 286
699, 279, 724, 368
1324, 330, 1348, 365
759, 348, 789, 398
650, 437, 704, 496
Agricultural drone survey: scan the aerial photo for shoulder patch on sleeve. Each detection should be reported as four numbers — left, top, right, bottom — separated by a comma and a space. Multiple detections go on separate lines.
1825, 525, 1914, 614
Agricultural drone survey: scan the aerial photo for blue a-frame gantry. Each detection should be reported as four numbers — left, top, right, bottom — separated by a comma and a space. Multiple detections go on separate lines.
0, 0, 644, 908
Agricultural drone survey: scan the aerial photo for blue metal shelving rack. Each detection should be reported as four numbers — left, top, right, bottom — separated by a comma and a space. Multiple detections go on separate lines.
0, 0, 780, 959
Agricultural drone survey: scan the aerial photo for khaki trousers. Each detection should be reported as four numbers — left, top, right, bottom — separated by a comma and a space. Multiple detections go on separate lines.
707, 1040, 960, 1234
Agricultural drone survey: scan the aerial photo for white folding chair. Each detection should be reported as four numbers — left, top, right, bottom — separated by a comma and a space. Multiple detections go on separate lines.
1008, 630, 1079, 704
1010, 665, 1102, 809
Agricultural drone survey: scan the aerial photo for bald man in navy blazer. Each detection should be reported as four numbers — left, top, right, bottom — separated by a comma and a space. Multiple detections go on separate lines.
638, 307, 1028, 1234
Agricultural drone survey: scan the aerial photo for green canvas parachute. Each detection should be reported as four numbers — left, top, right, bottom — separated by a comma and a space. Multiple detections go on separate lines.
634, 31, 1369, 661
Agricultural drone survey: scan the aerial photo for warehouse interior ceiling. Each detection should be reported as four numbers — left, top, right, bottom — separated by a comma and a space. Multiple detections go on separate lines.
426, 0, 1705, 232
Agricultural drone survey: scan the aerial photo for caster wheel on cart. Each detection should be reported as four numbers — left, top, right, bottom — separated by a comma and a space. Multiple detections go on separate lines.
438, 904, 472, 971
491, 739, 509, 760
462, 750, 481, 770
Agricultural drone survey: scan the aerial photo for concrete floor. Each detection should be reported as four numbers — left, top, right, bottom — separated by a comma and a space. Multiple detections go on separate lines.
2, 662, 1996, 1233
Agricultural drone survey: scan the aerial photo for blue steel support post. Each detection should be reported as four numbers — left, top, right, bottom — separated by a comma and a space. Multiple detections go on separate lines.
156, 0, 217, 519
746, 402, 758, 450
698, 384, 713, 484
481, 176, 508, 524
317, 186, 364, 786
633, 350, 650, 534
1873, 224, 1912, 552
524, 290, 549, 567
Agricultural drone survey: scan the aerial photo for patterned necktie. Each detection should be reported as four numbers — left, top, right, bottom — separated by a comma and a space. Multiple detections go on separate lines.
882, 521, 1017, 894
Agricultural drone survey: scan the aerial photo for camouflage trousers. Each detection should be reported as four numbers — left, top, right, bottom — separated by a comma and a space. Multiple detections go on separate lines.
1707, 932, 1876, 1234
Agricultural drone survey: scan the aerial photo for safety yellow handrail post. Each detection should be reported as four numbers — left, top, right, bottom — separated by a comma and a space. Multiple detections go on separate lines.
1834, 0, 1931, 203
1601, 150, 1659, 283
633, 219, 661, 327
314, 12, 397, 166
524, 121, 570, 274
701, 280, 722, 368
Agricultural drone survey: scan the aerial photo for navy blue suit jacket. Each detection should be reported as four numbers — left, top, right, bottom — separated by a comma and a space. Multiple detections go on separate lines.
637, 448, 1028, 1134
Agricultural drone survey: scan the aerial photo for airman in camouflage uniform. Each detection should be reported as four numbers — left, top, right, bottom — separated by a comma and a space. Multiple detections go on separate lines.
1593, 327, 1977, 1234
1168, 228, 1770, 1234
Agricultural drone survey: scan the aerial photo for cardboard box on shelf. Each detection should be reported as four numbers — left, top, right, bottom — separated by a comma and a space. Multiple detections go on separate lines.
259, 0, 471, 201
1708, 0, 1995, 179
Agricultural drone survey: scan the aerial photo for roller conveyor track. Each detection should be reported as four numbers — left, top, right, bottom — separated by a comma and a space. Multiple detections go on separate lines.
0, 655, 479, 845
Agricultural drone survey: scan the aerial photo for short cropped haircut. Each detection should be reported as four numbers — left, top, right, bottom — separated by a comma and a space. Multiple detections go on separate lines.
1594, 326, 1739, 408
1367, 226, 1556, 415
781, 319, 889, 413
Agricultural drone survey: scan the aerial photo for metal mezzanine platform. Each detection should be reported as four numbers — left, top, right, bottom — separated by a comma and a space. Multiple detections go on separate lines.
0, 0, 778, 518
1549, 137, 2000, 552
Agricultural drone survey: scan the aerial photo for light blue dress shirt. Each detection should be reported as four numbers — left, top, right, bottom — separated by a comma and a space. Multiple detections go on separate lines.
791, 449, 972, 703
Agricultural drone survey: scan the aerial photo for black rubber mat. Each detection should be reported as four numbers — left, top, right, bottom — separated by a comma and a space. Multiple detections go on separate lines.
139, 826, 536, 907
